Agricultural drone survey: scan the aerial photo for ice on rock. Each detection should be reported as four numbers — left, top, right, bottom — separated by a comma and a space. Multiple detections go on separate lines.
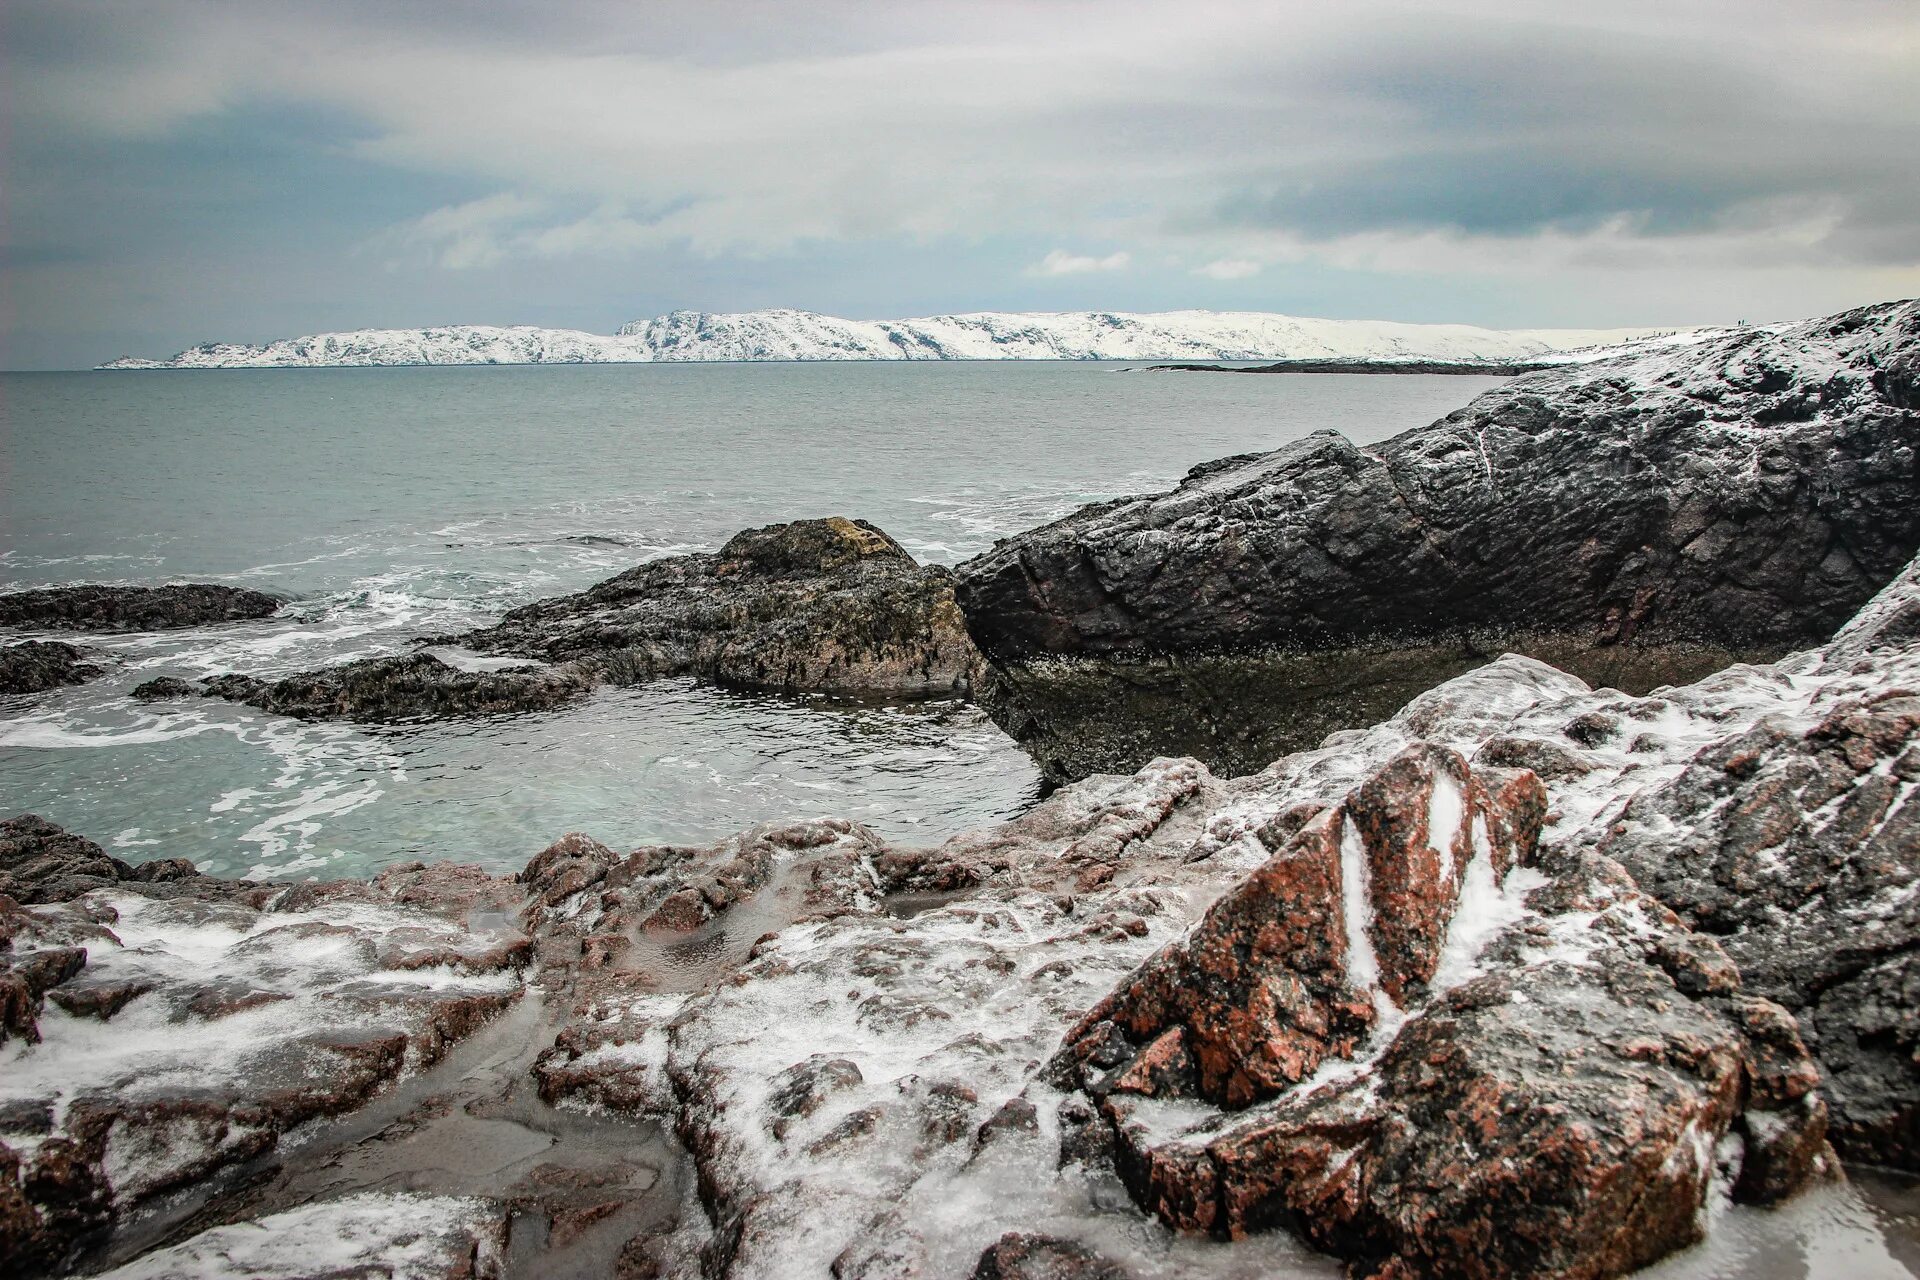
92, 1192, 506, 1280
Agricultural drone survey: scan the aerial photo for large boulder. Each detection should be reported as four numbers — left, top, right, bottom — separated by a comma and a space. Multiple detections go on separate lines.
462, 515, 978, 697
957, 300, 1920, 780
0, 816, 205, 906
1052, 748, 1830, 1279
0, 585, 281, 633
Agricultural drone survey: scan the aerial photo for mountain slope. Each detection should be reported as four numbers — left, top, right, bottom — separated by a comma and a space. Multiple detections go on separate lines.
99, 308, 1691, 369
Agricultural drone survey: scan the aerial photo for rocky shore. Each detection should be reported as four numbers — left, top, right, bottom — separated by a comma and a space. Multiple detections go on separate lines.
960, 299, 1920, 781
163, 516, 979, 722
3, 298, 1918, 1278
4, 545, 1918, 1277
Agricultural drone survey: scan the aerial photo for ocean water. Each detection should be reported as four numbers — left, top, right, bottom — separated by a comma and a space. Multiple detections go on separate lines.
0, 362, 1500, 879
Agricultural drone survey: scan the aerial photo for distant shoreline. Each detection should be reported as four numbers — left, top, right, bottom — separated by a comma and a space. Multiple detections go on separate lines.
1137, 358, 1558, 376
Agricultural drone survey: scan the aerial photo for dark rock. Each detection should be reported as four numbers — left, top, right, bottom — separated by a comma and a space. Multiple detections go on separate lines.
971, 1231, 1132, 1280
957, 300, 1920, 780
201, 650, 593, 722
0, 583, 281, 632
461, 515, 979, 698
0, 816, 125, 904
0, 642, 99, 696
198, 517, 979, 723
0, 815, 223, 906
130, 676, 194, 701
1597, 683, 1920, 1166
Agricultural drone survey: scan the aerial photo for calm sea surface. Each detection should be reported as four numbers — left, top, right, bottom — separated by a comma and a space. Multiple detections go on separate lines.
0, 363, 1498, 879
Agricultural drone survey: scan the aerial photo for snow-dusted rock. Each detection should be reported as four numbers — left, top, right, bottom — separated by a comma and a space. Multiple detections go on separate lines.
515, 547, 1920, 1278
90, 1192, 506, 1280
6, 546, 1919, 1277
957, 298, 1920, 782
97, 309, 1685, 369
0, 863, 528, 1272
1054, 747, 1828, 1279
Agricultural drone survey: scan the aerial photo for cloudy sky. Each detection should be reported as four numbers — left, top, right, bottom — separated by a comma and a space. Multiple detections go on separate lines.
3, 0, 1916, 368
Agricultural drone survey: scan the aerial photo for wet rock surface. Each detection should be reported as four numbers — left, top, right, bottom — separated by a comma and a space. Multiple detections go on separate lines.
0, 816, 210, 906
0, 643, 100, 697
5, 550, 1920, 1276
200, 652, 594, 723
0, 585, 282, 633
0, 855, 530, 1274
461, 515, 979, 697
197, 517, 980, 722
957, 300, 1920, 780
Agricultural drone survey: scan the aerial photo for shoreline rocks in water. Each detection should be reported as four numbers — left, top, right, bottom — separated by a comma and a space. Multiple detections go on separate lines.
0, 585, 281, 634
1141, 357, 1561, 375
0, 644, 100, 697
5, 544, 1918, 1278
957, 299, 1920, 782
197, 516, 980, 722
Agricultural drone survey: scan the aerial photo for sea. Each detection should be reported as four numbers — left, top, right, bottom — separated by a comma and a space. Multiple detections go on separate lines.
0, 362, 1500, 881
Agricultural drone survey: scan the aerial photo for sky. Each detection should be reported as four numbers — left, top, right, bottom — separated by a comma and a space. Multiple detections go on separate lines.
2, 1, 1917, 368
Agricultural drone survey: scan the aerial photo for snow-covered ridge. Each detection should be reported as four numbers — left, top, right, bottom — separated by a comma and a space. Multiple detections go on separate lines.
98, 308, 1695, 369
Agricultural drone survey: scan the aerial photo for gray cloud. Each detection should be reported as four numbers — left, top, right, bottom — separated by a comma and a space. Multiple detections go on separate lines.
3, 0, 1916, 367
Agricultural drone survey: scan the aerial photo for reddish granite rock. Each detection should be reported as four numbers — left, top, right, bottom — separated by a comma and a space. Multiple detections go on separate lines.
1054, 747, 1834, 1280
1055, 746, 1547, 1107
971, 1231, 1132, 1280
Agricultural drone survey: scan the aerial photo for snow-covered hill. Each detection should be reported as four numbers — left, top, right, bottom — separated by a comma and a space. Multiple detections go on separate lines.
99, 308, 1693, 369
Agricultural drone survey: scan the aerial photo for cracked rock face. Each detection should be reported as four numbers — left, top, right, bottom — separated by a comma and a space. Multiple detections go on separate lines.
956, 300, 1920, 781
1054, 748, 1829, 1280
0, 586, 281, 634
198, 516, 980, 722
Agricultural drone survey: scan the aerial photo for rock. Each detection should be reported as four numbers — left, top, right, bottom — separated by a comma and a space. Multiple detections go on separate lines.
200, 651, 594, 722
10, 548, 1920, 1276
0, 642, 99, 696
957, 299, 1920, 780
198, 517, 979, 723
88, 1191, 507, 1279
971, 1232, 1132, 1279
1055, 746, 1542, 1108
1593, 666, 1920, 1163
462, 515, 979, 697
0, 584, 281, 633
1053, 750, 1830, 1280
0, 815, 230, 905
0, 861, 528, 1270
0, 816, 127, 904
129, 676, 193, 701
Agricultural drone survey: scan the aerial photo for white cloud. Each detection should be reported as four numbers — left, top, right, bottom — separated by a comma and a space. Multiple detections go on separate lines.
1030, 249, 1132, 277
1194, 258, 1261, 280
9, 0, 1920, 332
